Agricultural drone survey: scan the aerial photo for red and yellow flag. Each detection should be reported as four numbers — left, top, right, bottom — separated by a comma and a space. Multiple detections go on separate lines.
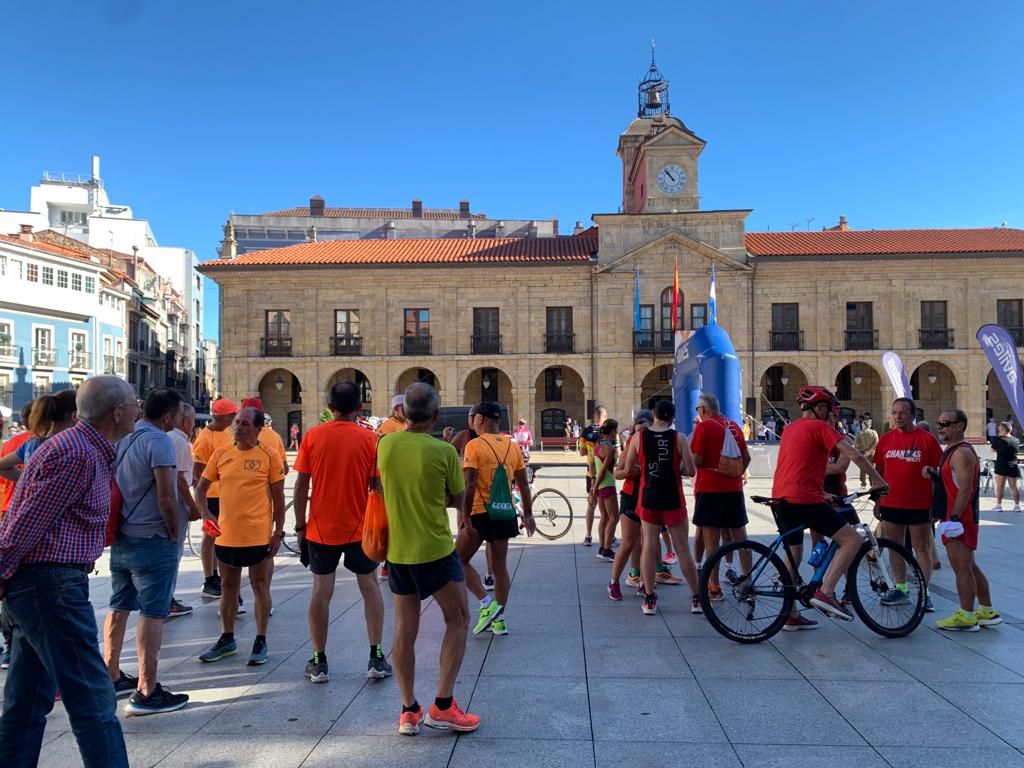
671, 261, 680, 332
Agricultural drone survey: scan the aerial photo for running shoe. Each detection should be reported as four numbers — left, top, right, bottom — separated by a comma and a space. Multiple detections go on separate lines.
810, 590, 854, 621
112, 670, 139, 698
425, 700, 480, 732
936, 609, 980, 632
636, 583, 646, 597
707, 586, 724, 602
199, 637, 238, 663
368, 655, 394, 678
989, 504, 1004, 513
783, 615, 819, 631
923, 595, 935, 613
598, 548, 615, 562
490, 619, 508, 636
124, 684, 189, 716
484, 575, 495, 591
880, 588, 910, 606
472, 600, 503, 635
247, 638, 269, 665
201, 578, 221, 598
399, 705, 424, 736
305, 658, 329, 684
0, 652, 9, 670
168, 599, 193, 618
641, 594, 658, 616
625, 569, 642, 588
379, 565, 389, 580
656, 570, 682, 585
236, 597, 247, 616
663, 551, 678, 565
1014, 506, 1023, 513
690, 595, 703, 614
608, 581, 623, 601
582, 535, 593, 547
977, 606, 1004, 627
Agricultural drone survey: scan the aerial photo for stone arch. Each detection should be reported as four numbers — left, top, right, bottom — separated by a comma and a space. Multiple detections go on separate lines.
533, 364, 586, 436
833, 362, 883, 425
462, 366, 514, 417
758, 362, 810, 422
909, 361, 957, 422
986, 369, 1013, 426
395, 367, 442, 400
257, 368, 302, 443
639, 364, 674, 410
326, 367, 373, 415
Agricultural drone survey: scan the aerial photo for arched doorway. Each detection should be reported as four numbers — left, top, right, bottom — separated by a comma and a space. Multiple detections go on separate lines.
758, 362, 809, 424
834, 362, 883, 425
534, 365, 585, 436
257, 368, 302, 444
463, 367, 514, 417
640, 364, 674, 411
986, 369, 1013, 426
909, 362, 957, 423
326, 368, 373, 417
395, 367, 442, 406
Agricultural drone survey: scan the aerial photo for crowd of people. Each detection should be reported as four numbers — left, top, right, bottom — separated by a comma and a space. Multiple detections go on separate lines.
0, 374, 1008, 765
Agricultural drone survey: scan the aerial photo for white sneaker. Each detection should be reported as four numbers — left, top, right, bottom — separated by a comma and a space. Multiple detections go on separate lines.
1013, 506, 1022, 513
990, 504, 1004, 512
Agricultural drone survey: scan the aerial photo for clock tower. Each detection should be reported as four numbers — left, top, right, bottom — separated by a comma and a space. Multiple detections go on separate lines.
617, 51, 706, 214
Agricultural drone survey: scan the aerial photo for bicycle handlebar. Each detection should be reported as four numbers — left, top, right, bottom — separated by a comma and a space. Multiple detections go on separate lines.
751, 489, 884, 507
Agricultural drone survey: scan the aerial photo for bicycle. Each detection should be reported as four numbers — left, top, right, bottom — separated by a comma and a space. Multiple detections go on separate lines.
512, 469, 573, 540
185, 500, 302, 556
699, 491, 927, 644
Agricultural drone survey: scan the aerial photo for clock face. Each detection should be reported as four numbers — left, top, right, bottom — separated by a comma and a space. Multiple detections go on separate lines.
656, 163, 687, 195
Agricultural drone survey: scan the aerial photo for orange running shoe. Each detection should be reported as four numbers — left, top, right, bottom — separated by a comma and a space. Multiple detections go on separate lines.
424, 699, 480, 732
399, 705, 424, 736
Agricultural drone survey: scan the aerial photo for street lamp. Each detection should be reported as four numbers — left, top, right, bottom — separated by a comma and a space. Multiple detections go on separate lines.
853, 372, 863, 386
275, 375, 284, 391
780, 374, 789, 386
927, 370, 937, 385
482, 373, 491, 390
555, 372, 564, 388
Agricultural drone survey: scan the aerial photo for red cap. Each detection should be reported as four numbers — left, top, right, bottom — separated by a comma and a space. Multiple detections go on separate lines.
241, 397, 265, 411
211, 399, 239, 417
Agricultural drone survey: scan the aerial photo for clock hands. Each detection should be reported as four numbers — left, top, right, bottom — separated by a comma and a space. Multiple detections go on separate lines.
665, 170, 676, 182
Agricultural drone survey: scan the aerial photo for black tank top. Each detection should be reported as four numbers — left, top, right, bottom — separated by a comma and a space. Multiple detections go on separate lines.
640, 427, 681, 510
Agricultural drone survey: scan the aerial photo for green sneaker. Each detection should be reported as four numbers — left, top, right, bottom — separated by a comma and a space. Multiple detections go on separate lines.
936, 609, 980, 632
472, 600, 503, 635
977, 606, 1004, 627
490, 619, 508, 636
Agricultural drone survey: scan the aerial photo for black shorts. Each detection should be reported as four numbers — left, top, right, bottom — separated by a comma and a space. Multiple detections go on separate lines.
215, 544, 268, 568
776, 501, 848, 547
995, 465, 1021, 478
307, 540, 378, 576
693, 492, 749, 529
620, 491, 640, 523
470, 512, 519, 543
388, 552, 464, 600
585, 475, 594, 494
207, 497, 220, 518
878, 507, 931, 526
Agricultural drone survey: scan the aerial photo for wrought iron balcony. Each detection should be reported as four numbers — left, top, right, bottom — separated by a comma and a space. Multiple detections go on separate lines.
471, 334, 502, 355
544, 333, 576, 354
0, 389, 11, 408
0, 343, 19, 362
844, 329, 878, 351
919, 328, 954, 350
261, 336, 293, 356
633, 330, 654, 354
68, 351, 91, 370
402, 335, 432, 356
32, 347, 57, 367
770, 329, 804, 352
332, 335, 363, 356
104, 354, 116, 374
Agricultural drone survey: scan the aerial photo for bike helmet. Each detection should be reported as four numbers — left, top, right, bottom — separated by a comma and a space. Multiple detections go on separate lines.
796, 385, 840, 410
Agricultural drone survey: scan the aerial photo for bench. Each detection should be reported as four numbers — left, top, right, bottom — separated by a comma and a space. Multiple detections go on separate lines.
539, 436, 577, 451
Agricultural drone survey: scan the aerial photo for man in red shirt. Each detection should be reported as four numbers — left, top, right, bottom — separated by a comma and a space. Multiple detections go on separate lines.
772, 386, 887, 621
873, 397, 943, 612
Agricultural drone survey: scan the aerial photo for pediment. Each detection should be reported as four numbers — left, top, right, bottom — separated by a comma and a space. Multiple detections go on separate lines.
640, 125, 706, 151
596, 229, 751, 275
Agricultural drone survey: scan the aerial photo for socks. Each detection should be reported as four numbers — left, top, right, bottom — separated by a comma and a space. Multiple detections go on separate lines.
220, 632, 234, 643
434, 696, 453, 711
402, 701, 420, 714
896, 583, 908, 593
370, 644, 383, 659
255, 634, 266, 644
313, 651, 326, 664
629, 567, 640, 578
479, 595, 492, 609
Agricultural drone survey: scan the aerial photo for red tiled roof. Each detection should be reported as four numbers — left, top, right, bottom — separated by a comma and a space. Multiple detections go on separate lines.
745, 228, 1024, 257
575, 225, 599, 238
0, 233, 97, 263
201, 236, 598, 268
262, 207, 489, 220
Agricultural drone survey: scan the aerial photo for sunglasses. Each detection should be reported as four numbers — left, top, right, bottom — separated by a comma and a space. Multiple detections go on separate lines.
936, 420, 963, 428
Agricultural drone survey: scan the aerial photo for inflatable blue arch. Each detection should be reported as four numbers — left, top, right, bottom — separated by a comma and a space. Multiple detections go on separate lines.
671, 324, 743, 436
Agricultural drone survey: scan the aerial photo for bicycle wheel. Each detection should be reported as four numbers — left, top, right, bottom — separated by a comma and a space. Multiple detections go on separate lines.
529, 488, 573, 540
846, 537, 925, 638
278, 499, 300, 554
186, 520, 202, 557
700, 540, 794, 644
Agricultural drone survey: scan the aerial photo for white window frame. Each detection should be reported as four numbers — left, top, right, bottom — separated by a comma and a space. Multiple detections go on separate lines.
0, 318, 14, 362
57, 269, 68, 289
85, 276, 96, 293
41, 265, 54, 286
33, 374, 51, 397
68, 329, 88, 370
32, 324, 56, 368
71, 272, 82, 291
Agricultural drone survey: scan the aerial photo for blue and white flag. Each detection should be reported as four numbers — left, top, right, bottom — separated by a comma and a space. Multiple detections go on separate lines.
633, 263, 641, 331
978, 324, 1024, 427
708, 264, 717, 325
881, 352, 911, 399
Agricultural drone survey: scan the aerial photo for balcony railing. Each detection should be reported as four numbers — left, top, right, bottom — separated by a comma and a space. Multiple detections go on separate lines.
402, 335, 432, 356
1006, 327, 1024, 347
632, 330, 675, 354
471, 334, 502, 355
544, 332, 575, 354
0, 389, 11, 408
261, 336, 293, 356
104, 354, 116, 374
68, 351, 91, 370
332, 335, 363, 356
770, 329, 804, 352
919, 328, 954, 350
32, 347, 57, 367
844, 329, 878, 351
0, 343, 19, 362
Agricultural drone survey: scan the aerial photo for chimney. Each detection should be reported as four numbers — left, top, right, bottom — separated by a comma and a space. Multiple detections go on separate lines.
411, 199, 423, 218
309, 195, 325, 217
467, 220, 477, 239
495, 220, 505, 236
573, 221, 585, 236
552, 218, 559, 235
459, 200, 470, 219
91, 155, 101, 182
527, 221, 538, 238
218, 220, 237, 260
385, 221, 397, 240
18, 224, 33, 242
837, 215, 848, 231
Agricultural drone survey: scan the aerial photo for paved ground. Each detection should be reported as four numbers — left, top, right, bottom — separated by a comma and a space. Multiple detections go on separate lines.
8, 457, 1024, 767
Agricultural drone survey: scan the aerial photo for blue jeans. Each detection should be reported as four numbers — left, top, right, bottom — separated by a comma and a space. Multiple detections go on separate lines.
0, 565, 128, 768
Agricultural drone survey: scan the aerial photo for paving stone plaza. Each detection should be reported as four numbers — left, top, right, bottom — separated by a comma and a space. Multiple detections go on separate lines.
13, 454, 1024, 768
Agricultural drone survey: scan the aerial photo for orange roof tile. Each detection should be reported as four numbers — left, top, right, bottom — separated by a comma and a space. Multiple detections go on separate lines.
745, 228, 1024, 257
0, 233, 97, 263
200, 236, 598, 268
262, 206, 489, 220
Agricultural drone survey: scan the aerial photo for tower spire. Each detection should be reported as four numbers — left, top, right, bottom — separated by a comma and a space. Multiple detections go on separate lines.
638, 45, 669, 118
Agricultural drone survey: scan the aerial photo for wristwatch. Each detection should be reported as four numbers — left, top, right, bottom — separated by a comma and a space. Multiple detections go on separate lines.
294, 524, 306, 532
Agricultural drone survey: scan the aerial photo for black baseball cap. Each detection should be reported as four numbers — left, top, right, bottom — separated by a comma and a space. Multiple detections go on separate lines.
474, 402, 502, 421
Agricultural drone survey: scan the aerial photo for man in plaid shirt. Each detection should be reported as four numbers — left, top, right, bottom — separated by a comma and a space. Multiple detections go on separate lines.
0, 375, 139, 768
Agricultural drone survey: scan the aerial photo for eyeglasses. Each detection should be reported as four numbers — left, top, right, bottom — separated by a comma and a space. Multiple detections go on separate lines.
936, 420, 963, 428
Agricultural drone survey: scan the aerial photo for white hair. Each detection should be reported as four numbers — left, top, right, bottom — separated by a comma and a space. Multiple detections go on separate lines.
76, 376, 136, 422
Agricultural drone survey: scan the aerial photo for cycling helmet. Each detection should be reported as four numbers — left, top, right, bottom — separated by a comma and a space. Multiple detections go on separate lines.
796, 385, 840, 410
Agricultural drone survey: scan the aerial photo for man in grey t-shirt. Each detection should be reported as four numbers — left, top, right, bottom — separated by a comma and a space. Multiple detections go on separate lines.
101, 388, 190, 716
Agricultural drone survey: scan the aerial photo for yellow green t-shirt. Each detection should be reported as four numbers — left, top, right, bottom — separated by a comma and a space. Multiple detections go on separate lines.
378, 431, 464, 565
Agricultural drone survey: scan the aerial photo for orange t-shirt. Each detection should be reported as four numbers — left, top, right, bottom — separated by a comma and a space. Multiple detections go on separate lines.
202, 443, 285, 547
1, 432, 33, 515
192, 426, 233, 497
463, 432, 525, 516
259, 426, 287, 465
294, 420, 377, 545
377, 416, 406, 436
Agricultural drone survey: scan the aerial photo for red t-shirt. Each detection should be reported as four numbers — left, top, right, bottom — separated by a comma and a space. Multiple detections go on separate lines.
874, 426, 942, 510
0, 432, 32, 514
692, 415, 747, 494
772, 418, 844, 504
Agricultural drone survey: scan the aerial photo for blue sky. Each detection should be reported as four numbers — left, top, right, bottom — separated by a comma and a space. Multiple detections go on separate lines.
1, 1, 1020, 341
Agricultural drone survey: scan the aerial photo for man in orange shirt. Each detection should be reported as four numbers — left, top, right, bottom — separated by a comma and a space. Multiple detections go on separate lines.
241, 398, 289, 474
377, 395, 406, 436
192, 398, 238, 599
293, 381, 389, 684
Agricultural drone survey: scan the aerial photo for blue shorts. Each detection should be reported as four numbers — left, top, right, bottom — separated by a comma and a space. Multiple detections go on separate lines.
109, 534, 179, 618
388, 552, 464, 600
